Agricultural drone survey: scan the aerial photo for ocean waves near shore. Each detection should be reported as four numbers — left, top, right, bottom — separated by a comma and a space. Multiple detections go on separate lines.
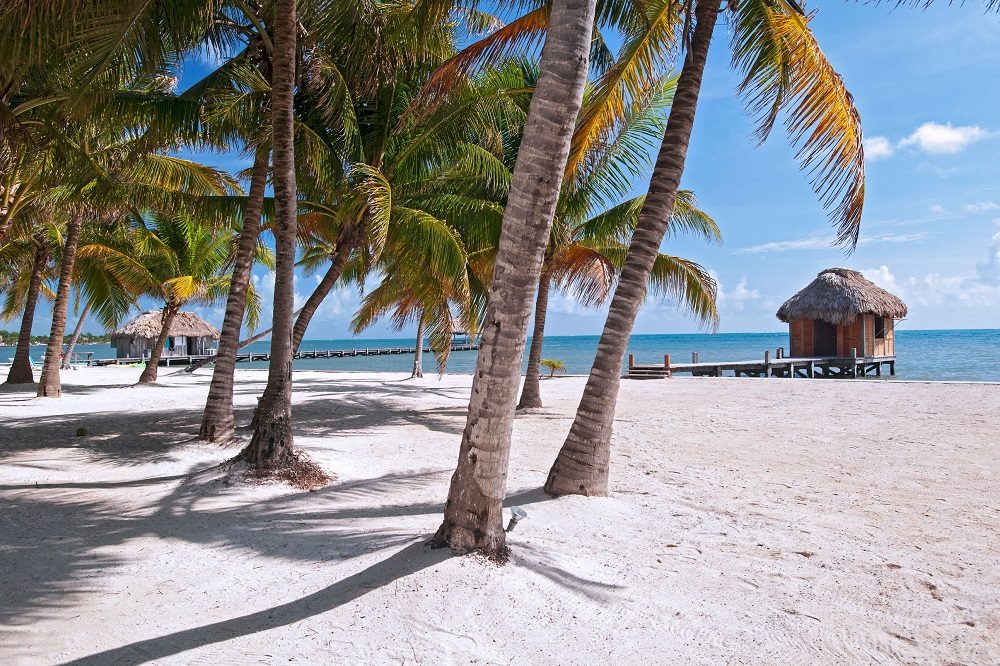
4, 329, 998, 382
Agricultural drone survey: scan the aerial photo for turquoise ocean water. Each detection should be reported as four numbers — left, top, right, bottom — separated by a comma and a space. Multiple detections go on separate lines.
4, 329, 999, 382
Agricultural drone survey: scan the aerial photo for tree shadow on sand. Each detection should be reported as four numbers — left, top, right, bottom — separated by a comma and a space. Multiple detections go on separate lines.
1, 464, 615, 664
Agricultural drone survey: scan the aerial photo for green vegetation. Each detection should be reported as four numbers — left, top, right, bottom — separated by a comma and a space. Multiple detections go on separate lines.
0, 330, 109, 345
2, 0, 893, 555
540, 358, 567, 379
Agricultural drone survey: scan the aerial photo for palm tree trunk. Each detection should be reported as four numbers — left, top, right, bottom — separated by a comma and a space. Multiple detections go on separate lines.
545, 0, 720, 497
431, 0, 598, 557
37, 209, 84, 398
137, 304, 179, 384
61, 299, 92, 370
517, 271, 551, 409
291, 232, 358, 352
199, 147, 270, 442
5, 241, 48, 384
182, 306, 302, 375
411, 316, 425, 379
243, 0, 298, 467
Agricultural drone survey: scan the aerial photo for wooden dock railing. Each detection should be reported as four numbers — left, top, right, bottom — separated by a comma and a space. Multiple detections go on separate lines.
627, 350, 895, 380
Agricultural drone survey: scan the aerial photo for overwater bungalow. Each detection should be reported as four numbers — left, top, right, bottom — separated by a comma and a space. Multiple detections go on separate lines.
776, 268, 907, 358
111, 311, 220, 360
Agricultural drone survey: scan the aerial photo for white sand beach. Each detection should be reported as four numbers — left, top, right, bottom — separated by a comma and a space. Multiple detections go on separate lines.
1, 367, 998, 664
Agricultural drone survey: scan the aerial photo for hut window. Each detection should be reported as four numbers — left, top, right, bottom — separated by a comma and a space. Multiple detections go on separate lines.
873, 317, 886, 339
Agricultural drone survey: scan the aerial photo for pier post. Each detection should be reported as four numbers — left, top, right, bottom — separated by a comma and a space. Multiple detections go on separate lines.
692, 351, 699, 363
850, 347, 858, 378
664, 354, 671, 378
628, 354, 635, 369
764, 350, 772, 377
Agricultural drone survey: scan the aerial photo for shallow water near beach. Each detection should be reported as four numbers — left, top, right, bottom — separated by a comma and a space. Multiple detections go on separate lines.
4, 328, 998, 382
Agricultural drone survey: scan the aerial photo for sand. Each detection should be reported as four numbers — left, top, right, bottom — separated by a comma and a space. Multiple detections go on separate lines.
1, 366, 998, 664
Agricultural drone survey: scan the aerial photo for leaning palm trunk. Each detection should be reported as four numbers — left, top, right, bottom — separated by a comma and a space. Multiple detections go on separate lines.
517, 271, 551, 409
199, 147, 270, 442
431, 0, 598, 556
37, 209, 84, 397
6, 241, 48, 384
411, 316, 425, 379
137, 304, 179, 384
242, 0, 298, 467
181, 307, 302, 375
61, 300, 93, 370
291, 232, 358, 352
545, 0, 721, 497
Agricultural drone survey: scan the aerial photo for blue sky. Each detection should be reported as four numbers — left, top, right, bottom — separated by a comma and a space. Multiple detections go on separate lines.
30, 3, 1000, 339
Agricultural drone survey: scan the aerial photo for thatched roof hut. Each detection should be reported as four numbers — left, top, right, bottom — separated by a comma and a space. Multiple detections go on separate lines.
777, 268, 907, 358
777, 268, 907, 326
111, 311, 219, 359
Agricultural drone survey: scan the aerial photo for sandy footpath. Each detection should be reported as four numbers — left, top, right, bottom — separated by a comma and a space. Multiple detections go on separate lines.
1, 366, 998, 665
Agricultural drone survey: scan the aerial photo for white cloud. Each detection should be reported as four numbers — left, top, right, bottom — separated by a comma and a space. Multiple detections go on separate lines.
547, 287, 591, 316
964, 201, 999, 213
735, 237, 833, 254
879, 230, 1000, 310
975, 231, 1000, 285
929, 204, 946, 215
861, 265, 903, 296
864, 135, 895, 161
737, 232, 928, 254
709, 272, 763, 313
898, 122, 990, 154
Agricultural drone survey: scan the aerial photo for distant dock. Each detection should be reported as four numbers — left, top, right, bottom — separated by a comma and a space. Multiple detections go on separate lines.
626, 349, 896, 379
88, 343, 481, 367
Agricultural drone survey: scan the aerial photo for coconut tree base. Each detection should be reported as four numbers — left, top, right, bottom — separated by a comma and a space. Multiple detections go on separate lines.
430, 463, 510, 561
544, 447, 610, 497
430, 520, 510, 564
4, 368, 35, 385
516, 394, 542, 410
226, 452, 330, 490
199, 415, 236, 444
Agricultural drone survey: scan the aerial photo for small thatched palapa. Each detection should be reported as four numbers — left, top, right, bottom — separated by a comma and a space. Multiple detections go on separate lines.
112, 311, 220, 359
777, 268, 907, 358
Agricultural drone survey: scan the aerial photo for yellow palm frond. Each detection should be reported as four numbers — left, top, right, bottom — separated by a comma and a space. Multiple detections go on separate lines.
732, 1, 865, 245
567, 0, 681, 177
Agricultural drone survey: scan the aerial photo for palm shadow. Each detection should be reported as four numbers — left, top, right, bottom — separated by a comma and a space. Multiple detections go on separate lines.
60, 539, 449, 666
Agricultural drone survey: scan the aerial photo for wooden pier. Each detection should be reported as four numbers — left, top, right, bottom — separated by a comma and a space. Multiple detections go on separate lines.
626, 349, 895, 380
89, 343, 480, 367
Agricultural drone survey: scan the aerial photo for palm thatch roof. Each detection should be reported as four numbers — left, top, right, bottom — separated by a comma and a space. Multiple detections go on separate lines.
776, 268, 907, 326
112, 311, 220, 341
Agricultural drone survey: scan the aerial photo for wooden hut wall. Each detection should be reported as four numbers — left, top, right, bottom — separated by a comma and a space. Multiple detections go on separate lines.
836, 320, 861, 357
789, 319, 814, 357
788, 316, 895, 359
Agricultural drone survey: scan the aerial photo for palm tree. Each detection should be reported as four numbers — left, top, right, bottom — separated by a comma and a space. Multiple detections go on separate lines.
464, 68, 721, 409
519, 191, 720, 409
545, 0, 867, 496
242, 0, 298, 469
198, 146, 270, 441
129, 215, 241, 383
431, 0, 600, 557
0, 220, 55, 384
